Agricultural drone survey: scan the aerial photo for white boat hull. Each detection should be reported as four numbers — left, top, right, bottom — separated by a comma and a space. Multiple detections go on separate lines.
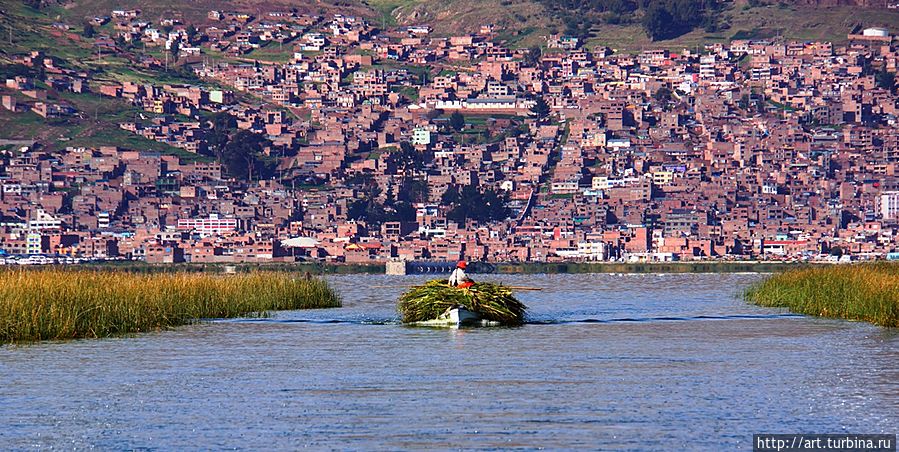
412, 307, 501, 327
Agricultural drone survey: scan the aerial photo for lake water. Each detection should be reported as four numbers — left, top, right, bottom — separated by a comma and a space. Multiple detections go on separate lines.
1, 274, 897, 450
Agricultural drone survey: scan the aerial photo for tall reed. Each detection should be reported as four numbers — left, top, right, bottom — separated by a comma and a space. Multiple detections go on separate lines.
744, 263, 899, 327
0, 270, 341, 343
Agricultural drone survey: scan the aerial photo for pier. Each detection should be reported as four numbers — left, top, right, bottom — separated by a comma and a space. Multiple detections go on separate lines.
385, 260, 496, 275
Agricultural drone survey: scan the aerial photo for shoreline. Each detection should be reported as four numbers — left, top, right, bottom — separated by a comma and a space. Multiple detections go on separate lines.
47, 260, 825, 275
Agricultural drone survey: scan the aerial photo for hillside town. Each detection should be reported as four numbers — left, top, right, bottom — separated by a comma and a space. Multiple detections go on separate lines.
5, 8, 899, 265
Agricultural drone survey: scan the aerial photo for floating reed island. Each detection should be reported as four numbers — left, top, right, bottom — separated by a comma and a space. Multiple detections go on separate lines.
744, 263, 899, 327
0, 269, 340, 343
398, 279, 527, 326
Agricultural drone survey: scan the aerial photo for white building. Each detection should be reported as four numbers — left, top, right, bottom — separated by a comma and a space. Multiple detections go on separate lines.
551, 180, 579, 194
412, 127, 432, 145
28, 209, 61, 230
177, 214, 238, 235
26, 233, 43, 255
699, 55, 717, 79
880, 191, 899, 220
863, 28, 889, 37
98, 212, 110, 229
606, 138, 631, 150
577, 241, 607, 261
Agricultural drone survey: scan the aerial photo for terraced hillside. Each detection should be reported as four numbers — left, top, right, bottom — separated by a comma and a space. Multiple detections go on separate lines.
17, 0, 899, 51
3, 0, 899, 152
367, 0, 899, 51
50, 0, 372, 24
0, 2, 206, 157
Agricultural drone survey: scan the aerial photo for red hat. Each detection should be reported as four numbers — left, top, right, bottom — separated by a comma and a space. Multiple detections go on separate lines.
457, 261, 467, 269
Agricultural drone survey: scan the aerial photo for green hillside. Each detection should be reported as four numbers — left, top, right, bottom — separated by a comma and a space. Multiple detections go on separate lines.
10, 0, 899, 52
2, 0, 899, 154
586, 1, 899, 53
366, 0, 550, 44
47, 0, 372, 24
0, 2, 205, 158
366, 0, 899, 51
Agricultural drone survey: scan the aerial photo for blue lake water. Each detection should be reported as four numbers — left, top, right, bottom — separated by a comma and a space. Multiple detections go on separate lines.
1, 273, 897, 450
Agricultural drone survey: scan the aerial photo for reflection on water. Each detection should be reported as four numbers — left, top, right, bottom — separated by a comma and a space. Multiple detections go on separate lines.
1, 274, 896, 450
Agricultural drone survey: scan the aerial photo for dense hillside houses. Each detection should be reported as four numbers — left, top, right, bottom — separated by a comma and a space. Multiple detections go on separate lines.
4, 6, 899, 264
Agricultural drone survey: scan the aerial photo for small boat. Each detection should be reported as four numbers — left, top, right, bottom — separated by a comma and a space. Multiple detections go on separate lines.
399, 280, 527, 326
412, 307, 501, 328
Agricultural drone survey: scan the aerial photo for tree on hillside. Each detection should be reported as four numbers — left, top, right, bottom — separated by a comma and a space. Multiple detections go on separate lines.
170, 41, 180, 62
442, 185, 510, 224
531, 97, 550, 120
392, 200, 417, 222
641, 0, 719, 41
449, 111, 465, 131
219, 130, 272, 180
739, 94, 753, 112
348, 190, 387, 225
876, 68, 896, 93
0, 63, 38, 80
186, 25, 198, 43
82, 22, 96, 38
202, 112, 236, 157
525, 46, 542, 67
654, 86, 673, 103
387, 141, 430, 174
642, 3, 674, 41
347, 182, 419, 226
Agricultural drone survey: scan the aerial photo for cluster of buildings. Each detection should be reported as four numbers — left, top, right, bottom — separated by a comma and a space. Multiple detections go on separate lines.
5, 8, 899, 264
2, 52, 86, 119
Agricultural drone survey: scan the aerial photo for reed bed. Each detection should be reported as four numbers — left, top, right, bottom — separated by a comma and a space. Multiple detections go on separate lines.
0, 269, 341, 343
398, 279, 527, 326
744, 263, 899, 327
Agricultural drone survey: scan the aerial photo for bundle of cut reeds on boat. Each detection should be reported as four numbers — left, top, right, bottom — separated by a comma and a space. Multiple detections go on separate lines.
398, 279, 527, 326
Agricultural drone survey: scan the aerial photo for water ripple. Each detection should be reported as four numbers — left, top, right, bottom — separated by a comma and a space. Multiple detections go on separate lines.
217, 312, 804, 326
0, 273, 895, 450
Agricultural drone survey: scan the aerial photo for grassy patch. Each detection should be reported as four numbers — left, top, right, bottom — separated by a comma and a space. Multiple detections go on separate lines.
244, 41, 295, 63
0, 269, 341, 343
0, 109, 53, 138
744, 263, 899, 327
0, 89, 206, 160
367, 0, 419, 27
586, 3, 899, 53
767, 99, 797, 112
68, 126, 208, 161
392, 85, 420, 101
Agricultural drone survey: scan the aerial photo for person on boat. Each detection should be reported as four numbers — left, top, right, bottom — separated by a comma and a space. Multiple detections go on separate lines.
448, 261, 474, 289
